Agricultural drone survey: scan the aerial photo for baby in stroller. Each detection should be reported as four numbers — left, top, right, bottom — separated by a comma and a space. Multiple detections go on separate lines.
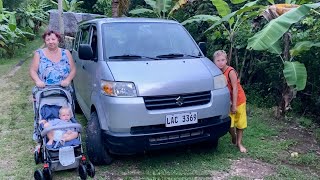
39, 106, 79, 147
33, 86, 94, 180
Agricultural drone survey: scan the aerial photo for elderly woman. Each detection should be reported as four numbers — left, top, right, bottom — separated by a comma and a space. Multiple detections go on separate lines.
30, 30, 76, 87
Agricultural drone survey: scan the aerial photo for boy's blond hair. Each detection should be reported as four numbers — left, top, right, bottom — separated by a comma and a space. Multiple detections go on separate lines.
213, 50, 228, 60
59, 106, 72, 117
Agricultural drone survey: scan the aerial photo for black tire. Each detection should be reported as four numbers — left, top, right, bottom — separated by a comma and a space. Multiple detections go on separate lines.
78, 164, 87, 180
86, 161, 95, 178
42, 168, 52, 180
34, 169, 44, 180
86, 111, 113, 165
34, 151, 40, 164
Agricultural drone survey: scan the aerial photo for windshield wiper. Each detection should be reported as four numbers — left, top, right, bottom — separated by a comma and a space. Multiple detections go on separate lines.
109, 54, 160, 60
156, 53, 201, 58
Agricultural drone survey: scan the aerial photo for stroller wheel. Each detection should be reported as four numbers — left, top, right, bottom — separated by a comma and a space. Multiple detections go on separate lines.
34, 169, 44, 180
86, 161, 95, 178
43, 168, 52, 180
34, 151, 40, 164
78, 164, 87, 180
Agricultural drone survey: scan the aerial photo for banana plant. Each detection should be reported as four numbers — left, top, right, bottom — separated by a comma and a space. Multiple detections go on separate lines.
247, 3, 320, 91
182, 0, 263, 65
247, 3, 320, 116
50, 0, 83, 12
16, 0, 49, 33
129, 0, 190, 19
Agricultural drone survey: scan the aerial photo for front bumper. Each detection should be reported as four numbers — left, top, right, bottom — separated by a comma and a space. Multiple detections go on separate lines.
102, 116, 230, 155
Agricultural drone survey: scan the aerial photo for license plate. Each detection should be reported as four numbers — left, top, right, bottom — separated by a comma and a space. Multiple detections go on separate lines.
165, 112, 198, 127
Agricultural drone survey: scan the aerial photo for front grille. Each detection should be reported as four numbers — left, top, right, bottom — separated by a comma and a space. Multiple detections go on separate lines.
143, 91, 211, 110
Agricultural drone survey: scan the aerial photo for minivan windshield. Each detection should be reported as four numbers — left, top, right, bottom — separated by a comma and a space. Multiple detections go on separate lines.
102, 22, 201, 60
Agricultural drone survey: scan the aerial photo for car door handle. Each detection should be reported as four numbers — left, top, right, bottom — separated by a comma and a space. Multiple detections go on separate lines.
82, 65, 85, 70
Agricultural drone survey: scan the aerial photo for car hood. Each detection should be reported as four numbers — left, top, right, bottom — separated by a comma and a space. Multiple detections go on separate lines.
106, 58, 215, 96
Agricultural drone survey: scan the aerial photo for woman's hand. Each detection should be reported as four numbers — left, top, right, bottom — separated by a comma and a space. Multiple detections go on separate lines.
36, 80, 45, 88
60, 79, 71, 87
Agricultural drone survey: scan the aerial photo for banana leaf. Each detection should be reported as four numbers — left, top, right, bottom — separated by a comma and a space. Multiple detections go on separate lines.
230, 0, 247, 4
181, 15, 220, 25
205, 1, 258, 33
247, 3, 320, 51
268, 0, 274, 4
156, 0, 172, 13
211, 0, 231, 17
0, 0, 2, 12
145, 0, 156, 9
290, 41, 320, 56
129, 8, 155, 15
283, 61, 307, 91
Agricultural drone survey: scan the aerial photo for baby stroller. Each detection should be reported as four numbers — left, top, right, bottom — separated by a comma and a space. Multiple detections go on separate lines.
32, 86, 95, 180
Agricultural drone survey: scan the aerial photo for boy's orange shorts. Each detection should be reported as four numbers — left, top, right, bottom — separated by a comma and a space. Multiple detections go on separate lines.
230, 103, 247, 129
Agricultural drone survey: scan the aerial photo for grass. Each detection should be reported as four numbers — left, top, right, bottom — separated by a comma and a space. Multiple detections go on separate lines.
0, 37, 319, 179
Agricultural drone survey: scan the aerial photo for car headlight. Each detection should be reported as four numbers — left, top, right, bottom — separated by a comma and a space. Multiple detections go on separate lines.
101, 80, 137, 97
214, 74, 227, 89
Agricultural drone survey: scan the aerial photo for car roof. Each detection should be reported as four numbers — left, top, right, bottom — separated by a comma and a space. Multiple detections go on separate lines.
79, 17, 179, 26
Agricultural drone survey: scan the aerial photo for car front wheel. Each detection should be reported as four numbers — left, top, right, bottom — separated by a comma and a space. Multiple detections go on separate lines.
86, 111, 113, 165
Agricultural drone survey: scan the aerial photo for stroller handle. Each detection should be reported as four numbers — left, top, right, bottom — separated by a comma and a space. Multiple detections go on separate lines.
41, 123, 82, 137
34, 85, 72, 91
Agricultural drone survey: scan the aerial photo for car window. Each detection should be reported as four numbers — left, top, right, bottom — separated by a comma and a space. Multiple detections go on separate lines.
90, 26, 98, 59
102, 22, 201, 60
80, 25, 91, 45
73, 30, 81, 51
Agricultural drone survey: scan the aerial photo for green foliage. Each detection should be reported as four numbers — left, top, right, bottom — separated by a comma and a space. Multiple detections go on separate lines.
93, 0, 112, 16
16, 0, 49, 33
283, 61, 307, 91
129, 0, 190, 19
247, 3, 320, 54
50, 0, 84, 12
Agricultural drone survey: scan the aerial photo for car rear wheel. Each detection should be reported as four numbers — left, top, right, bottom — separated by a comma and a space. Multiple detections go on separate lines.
86, 111, 113, 165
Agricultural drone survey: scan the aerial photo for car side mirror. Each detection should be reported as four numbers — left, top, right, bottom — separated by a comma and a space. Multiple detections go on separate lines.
198, 42, 207, 56
79, 44, 94, 60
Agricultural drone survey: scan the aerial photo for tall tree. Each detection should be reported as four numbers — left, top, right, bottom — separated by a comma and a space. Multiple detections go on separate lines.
112, 0, 130, 17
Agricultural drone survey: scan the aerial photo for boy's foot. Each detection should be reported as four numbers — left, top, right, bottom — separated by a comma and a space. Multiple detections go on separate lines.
238, 144, 247, 153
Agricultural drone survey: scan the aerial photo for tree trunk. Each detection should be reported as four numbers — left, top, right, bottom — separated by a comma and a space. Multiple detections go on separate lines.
276, 32, 292, 118
58, 0, 64, 46
112, 0, 119, 17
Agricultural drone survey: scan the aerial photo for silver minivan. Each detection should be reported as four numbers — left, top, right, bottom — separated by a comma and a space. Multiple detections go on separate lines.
72, 18, 231, 165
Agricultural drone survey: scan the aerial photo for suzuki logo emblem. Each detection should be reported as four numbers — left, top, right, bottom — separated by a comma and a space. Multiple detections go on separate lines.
176, 96, 184, 106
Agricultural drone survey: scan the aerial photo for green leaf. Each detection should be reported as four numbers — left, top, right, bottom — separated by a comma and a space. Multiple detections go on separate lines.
247, 3, 320, 51
230, 0, 247, 4
181, 15, 221, 25
211, 0, 231, 17
283, 61, 307, 91
8, 24, 16, 31
156, 0, 172, 13
9, 13, 16, 25
267, 40, 282, 54
0, 0, 3, 12
290, 41, 320, 56
267, 0, 274, 4
129, 8, 155, 15
205, 11, 237, 33
145, 0, 156, 9
27, 18, 35, 28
